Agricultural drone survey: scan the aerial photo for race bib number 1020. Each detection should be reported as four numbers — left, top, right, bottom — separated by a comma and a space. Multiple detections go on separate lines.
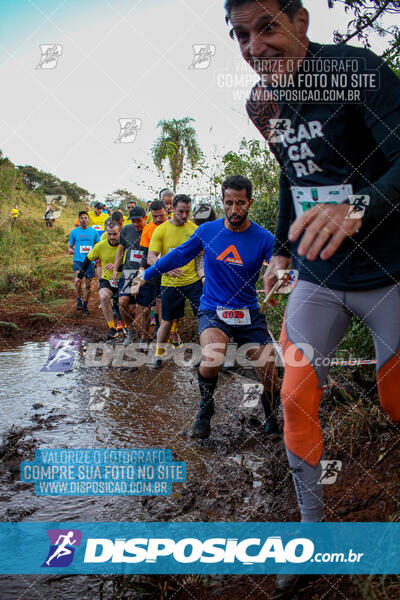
216, 308, 251, 325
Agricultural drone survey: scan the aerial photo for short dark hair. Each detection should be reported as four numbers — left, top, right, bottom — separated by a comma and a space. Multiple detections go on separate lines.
78, 211, 88, 217
112, 210, 123, 221
106, 220, 120, 230
222, 175, 252, 201
150, 200, 167, 212
225, 0, 303, 22
173, 194, 192, 208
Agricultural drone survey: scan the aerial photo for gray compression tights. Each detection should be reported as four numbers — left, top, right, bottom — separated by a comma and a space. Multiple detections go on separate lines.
280, 280, 400, 521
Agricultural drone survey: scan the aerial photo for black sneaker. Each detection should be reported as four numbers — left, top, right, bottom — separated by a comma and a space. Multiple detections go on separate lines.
82, 305, 89, 316
123, 330, 136, 346
191, 417, 212, 439
150, 356, 162, 370
76, 299, 83, 311
107, 327, 117, 339
264, 414, 282, 435
191, 399, 215, 439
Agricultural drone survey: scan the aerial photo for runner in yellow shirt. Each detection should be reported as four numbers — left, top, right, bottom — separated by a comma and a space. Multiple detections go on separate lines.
98, 211, 126, 330
147, 194, 203, 369
136, 200, 169, 350
88, 202, 109, 234
10, 204, 19, 227
75, 220, 122, 339
89, 203, 109, 278
146, 189, 174, 223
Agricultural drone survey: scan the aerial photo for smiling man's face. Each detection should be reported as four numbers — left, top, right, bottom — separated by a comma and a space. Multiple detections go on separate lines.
229, 0, 309, 84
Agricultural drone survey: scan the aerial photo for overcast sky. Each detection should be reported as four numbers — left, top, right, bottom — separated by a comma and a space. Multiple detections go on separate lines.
0, 0, 393, 202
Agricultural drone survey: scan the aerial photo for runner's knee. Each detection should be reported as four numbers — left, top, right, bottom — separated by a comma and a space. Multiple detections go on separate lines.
119, 296, 129, 309
199, 363, 220, 379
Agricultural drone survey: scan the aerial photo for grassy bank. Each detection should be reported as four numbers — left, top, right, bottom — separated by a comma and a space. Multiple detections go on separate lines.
0, 163, 85, 303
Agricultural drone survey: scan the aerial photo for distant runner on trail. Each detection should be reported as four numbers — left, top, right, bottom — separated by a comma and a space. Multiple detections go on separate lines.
68, 210, 100, 314
125, 199, 137, 224
146, 194, 202, 370
113, 206, 148, 346
88, 202, 109, 234
225, 0, 400, 593
146, 189, 174, 223
75, 220, 122, 339
132, 175, 280, 438
136, 200, 169, 351
10, 204, 19, 227
44, 204, 55, 228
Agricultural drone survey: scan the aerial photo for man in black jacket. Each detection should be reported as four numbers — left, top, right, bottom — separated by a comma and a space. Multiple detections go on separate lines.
225, 0, 400, 594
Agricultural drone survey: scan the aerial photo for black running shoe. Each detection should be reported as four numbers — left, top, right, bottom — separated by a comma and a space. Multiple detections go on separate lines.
191, 399, 215, 439
191, 417, 212, 439
150, 356, 162, 370
107, 327, 117, 339
123, 330, 136, 346
82, 305, 89, 316
76, 299, 83, 311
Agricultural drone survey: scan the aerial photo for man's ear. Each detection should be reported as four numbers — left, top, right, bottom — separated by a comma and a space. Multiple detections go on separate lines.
294, 7, 309, 38
249, 197, 254, 209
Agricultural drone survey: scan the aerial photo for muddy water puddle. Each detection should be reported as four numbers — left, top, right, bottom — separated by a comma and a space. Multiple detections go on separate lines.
0, 340, 287, 598
0, 341, 269, 522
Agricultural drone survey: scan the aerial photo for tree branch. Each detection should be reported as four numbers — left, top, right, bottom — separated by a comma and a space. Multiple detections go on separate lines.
340, 0, 392, 44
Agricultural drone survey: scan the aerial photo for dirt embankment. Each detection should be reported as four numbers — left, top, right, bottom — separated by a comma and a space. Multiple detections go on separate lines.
0, 275, 115, 347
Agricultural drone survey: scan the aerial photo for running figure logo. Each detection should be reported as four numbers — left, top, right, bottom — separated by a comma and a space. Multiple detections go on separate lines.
115, 118, 142, 143
275, 269, 299, 294
242, 383, 264, 408
89, 386, 110, 412
41, 333, 82, 373
346, 195, 370, 219
318, 460, 342, 485
42, 529, 82, 567
269, 119, 290, 143
36, 44, 63, 69
188, 44, 216, 69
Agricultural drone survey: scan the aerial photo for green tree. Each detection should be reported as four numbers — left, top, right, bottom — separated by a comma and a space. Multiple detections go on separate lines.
17, 165, 90, 203
222, 138, 280, 231
0, 153, 23, 206
61, 181, 90, 203
17, 165, 45, 190
329, 0, 400, 70
152, 117, 203, 191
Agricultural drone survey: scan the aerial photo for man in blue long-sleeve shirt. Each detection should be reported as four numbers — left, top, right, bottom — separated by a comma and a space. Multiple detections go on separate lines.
132, 175, 280, 439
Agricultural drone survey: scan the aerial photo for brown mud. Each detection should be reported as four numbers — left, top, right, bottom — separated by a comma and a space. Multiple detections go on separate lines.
0, 281, 399, 599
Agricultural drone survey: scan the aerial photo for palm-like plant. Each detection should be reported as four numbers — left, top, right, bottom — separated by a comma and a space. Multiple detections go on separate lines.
152, 117, 203, 192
